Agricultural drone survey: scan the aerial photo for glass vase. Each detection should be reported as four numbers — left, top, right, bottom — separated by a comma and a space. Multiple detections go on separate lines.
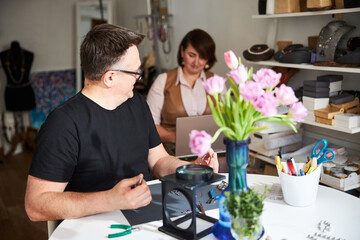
230, 216, 263, 240
212, 138, 250, 240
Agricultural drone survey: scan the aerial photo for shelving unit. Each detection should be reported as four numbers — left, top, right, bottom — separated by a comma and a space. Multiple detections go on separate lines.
246, 59, 360, 74
304, 120, 360, 134
250, 8, 360, 135
250, 8, 360, 191
252, 7, 360, 19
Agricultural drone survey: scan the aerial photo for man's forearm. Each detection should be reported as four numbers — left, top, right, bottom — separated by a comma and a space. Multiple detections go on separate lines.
26, 189, 112, 221
152, 155, 191, 178
25, 174, 152, 222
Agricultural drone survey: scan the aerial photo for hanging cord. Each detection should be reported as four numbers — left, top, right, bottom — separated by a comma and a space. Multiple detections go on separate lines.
162, 28, 171, 54
158, 18, 171, 55
146, 17, 154, 40
99, 0, 104, 21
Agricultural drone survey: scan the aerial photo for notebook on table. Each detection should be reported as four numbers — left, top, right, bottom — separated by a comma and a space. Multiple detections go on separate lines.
175, 115, 226, 160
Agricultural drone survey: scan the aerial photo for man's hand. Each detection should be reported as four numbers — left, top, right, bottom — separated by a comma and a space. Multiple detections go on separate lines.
194, 148, 219, 173
107, 174, 152, 210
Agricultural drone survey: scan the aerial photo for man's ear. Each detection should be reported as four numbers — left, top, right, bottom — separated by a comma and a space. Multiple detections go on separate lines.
103, 71, 114, 87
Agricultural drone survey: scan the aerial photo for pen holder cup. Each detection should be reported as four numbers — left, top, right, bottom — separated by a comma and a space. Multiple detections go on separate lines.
277, 163, 322, 207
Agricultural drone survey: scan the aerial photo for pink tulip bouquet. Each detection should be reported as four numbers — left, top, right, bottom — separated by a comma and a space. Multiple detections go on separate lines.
189, 51, 308, 156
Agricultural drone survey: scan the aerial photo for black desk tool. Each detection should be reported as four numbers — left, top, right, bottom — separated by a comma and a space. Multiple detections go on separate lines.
158, 165, 225, 240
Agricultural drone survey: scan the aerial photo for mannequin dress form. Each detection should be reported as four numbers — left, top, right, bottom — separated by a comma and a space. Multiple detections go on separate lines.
0, 41, 36, 157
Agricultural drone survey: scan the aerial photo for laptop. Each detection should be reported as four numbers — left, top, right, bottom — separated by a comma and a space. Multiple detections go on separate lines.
175, 115, 226, 160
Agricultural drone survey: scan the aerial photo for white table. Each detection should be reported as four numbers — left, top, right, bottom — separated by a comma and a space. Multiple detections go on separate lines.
49, 174, 360, 240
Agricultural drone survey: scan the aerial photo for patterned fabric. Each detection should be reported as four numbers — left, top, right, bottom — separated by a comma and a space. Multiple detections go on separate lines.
30, 69, 76, 129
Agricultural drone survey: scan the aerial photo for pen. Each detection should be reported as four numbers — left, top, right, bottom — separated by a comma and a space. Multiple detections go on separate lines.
281, 163, 287, 174
199, 154, 207, 165
311, 157, 318, 169
290, 157, 298, 175
136, 176, 143, 187
304, 160, 311, 174
287, 159, 296, 176
300, 169, 305, 176
307, 166, 315, 174
276, 156, 282, 171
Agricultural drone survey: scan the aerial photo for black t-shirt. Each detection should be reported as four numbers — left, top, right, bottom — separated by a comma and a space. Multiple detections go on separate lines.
29, 91, 161, 192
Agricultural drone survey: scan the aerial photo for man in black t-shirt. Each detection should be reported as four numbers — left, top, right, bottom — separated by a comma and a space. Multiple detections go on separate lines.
24, 24, 219, 222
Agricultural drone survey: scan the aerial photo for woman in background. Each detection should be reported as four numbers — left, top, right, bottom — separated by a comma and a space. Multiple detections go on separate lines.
146, 29, 217, 154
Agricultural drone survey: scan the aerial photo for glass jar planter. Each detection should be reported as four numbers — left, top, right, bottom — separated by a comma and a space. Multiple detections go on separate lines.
230, 215, 263, 240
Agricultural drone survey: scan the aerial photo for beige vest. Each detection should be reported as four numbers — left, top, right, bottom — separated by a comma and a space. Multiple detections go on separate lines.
160, 68, 214, 132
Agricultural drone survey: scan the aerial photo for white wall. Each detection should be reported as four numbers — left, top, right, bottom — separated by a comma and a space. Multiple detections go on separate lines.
0, 0, 80, 111
168, 0, 267, 76
0, 0, 78, 72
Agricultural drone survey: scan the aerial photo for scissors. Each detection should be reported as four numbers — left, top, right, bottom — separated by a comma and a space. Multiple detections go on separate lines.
108, 224, 140, 238
311, 139, 335, 164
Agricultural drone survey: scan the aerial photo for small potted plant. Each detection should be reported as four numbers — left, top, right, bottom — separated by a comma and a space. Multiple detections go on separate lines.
224, 189, 267, 240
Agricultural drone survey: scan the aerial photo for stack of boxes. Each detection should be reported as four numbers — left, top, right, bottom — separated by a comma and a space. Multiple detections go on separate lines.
302, 74, 343, 123
332, 97, 360, 129
317, 75, 343, 97
249, 119, 302, 157
334, 113, 360, 129
303, 96, 329, 122
303, 80, 330, 98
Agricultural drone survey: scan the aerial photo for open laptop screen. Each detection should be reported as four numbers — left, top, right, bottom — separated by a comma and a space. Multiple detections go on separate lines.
175, 115, 225, 159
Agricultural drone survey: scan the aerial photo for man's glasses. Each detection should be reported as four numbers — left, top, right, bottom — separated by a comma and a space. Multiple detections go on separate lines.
109, 69, 142, 81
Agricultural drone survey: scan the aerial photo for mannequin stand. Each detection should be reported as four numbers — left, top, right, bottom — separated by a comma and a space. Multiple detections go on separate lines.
1, 111, 37, 160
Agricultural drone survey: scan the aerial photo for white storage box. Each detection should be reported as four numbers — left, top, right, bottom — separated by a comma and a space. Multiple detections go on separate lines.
302, 96, 329, 111
320, 171, 360, 191
249, 129, 302, 157
334, 113, 360, 128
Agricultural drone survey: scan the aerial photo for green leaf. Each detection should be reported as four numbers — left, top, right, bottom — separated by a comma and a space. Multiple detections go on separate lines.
228, 76, 240, 98
208, 95, 223, 127
224, 188, 269, 220
247, 67, 253, 81
212, 126, 236, 143
232, 100, 241, 139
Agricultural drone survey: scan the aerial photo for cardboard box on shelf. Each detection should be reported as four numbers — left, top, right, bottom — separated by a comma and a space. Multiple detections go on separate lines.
307, 0, 332, 9
330, 97, 359, 110
308, 36, 318, 50
264, 163, 278, 176
314, 106, 344, 119
275, 0, 301, 14
316, 116, 335, 125
277, 41, 293, 51
320, 171, 360, 191
345, 105, 360, 114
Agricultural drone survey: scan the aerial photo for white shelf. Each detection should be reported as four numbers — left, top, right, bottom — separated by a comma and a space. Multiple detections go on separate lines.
303, 120, 360, 134
246, 60, 360, 74
252, 7, 360, 19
